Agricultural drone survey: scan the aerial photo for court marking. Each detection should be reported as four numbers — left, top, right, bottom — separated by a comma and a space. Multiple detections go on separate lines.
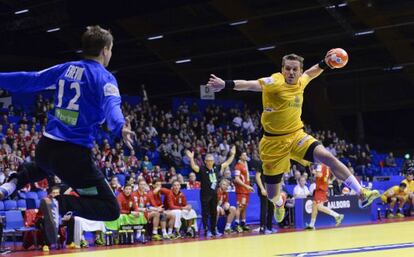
277, 242, 414, 256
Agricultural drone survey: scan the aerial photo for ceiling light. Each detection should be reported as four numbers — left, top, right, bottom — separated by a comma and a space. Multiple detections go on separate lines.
258, 45, 275, 51
14, 9, 29, 15
229, 20, 248, 26
354, 30, 374, 36
175, 59, 191, 64
147, 35, 164, 40
46, 27, 61, 33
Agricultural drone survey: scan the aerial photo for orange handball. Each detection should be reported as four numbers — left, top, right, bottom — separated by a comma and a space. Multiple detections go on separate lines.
327, 48, 348, 68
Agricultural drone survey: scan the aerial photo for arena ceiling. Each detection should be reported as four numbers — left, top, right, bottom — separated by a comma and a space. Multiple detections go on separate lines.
0, 0, 413, 149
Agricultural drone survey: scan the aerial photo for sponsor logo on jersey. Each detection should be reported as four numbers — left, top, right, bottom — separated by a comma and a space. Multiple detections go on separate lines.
104, 83, 120, 97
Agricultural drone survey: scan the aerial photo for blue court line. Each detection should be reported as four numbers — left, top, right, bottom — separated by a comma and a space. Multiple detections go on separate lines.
277, 242, 414, 256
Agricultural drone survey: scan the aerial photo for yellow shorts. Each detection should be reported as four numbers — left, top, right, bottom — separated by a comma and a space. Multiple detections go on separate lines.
259, 129, 318, 176
381, 194, 408, 203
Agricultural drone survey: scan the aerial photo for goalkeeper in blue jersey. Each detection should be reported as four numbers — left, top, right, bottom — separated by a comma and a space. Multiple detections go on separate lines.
0, 25, 135, 221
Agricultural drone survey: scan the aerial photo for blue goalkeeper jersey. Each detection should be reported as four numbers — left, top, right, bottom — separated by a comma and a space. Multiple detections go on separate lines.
0, 59, 125, 148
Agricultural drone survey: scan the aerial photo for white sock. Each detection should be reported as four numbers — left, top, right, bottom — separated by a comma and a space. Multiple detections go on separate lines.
274, 196, 283, 207
235, 219, 240, 224
225, 223, 231, 230
152, 229, 158, 235
162, 229, 167, 235
136, 230, 141, 237
328, 210, 340, 218
167, 228, 173, 234
344, 176, 362, 194
309, 218, 316, 227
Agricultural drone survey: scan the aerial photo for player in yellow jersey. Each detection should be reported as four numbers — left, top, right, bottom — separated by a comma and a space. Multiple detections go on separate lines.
401, 169, 414, 215
381, 182, 408, 218
207, 50, 380, 223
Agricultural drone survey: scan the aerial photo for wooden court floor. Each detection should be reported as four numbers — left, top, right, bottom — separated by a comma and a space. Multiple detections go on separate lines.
10, 220, 414, 257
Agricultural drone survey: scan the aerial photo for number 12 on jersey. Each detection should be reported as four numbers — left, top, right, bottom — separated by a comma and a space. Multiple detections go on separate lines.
55, 79, 81, 126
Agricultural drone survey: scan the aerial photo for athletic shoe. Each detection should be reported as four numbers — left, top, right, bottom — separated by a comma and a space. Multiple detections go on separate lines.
151, 234, 162, 241
335, 214, 345, 226
274, 205, 286, 223
265, 229, 276, 234
358, 188, 380, 208
241, 225, 250, 231
212, 231, 222, 237
162, 234, 171, 240
80, 239, 89, 248
67, 242, 77, 249
95, 237, 104, 246
186, 229, 194, 238
305, 224, 315, 230
235, 225, 243, 233
174, 231, 182, 239
42, 245, 50, 252
205, 231, 213, 238
387, 213, 395, 219
224, 228, 233, 234
396, 213, 405, 218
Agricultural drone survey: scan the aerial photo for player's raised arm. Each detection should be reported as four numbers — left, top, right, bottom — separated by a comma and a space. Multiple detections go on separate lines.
207, 74, 262, 92
0, 64, 67, 93
304, 48, 348, 80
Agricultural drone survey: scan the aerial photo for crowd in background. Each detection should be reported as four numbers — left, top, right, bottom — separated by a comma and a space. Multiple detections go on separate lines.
0, 94, 411, 196
0, 93, 411, 249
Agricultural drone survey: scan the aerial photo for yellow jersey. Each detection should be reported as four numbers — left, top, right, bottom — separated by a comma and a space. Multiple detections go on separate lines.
258, 73, 311, 134
384, 185, 408, 197
402, 179, 414, 193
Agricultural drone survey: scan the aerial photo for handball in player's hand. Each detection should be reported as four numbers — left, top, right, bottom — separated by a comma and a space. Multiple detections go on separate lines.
325, 48, 348, 69
207, 74, 225, 92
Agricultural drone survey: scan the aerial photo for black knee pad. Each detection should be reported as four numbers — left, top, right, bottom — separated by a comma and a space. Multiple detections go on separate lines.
263, 173, 283, 184
303, 141, 322, 163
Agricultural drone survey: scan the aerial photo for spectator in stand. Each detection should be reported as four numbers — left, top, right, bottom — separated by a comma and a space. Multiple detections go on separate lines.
145, 121, 158, 138
187, 172, 200, 189
402, 154, 414, 175
216, 179, 237, 234
165, 167, 177, 183
293, 176, 310, 199
140, 166, 153, 185
381, 182, 408, 218
288, 168, 302, 185
150, 165, 165, 182
385, 152, 397, 167
186, 146, 236, 237
109, 176, 121, 195
222, 169, 235, 191
34, 178, 49, 192
355, 152, 372, 180
170, 143, 182, 167
102, 161, 115, 179
234, 152, 254, 232
332, 178, 347, 196
141, 155, 154, 171
139, 84, 149, 106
